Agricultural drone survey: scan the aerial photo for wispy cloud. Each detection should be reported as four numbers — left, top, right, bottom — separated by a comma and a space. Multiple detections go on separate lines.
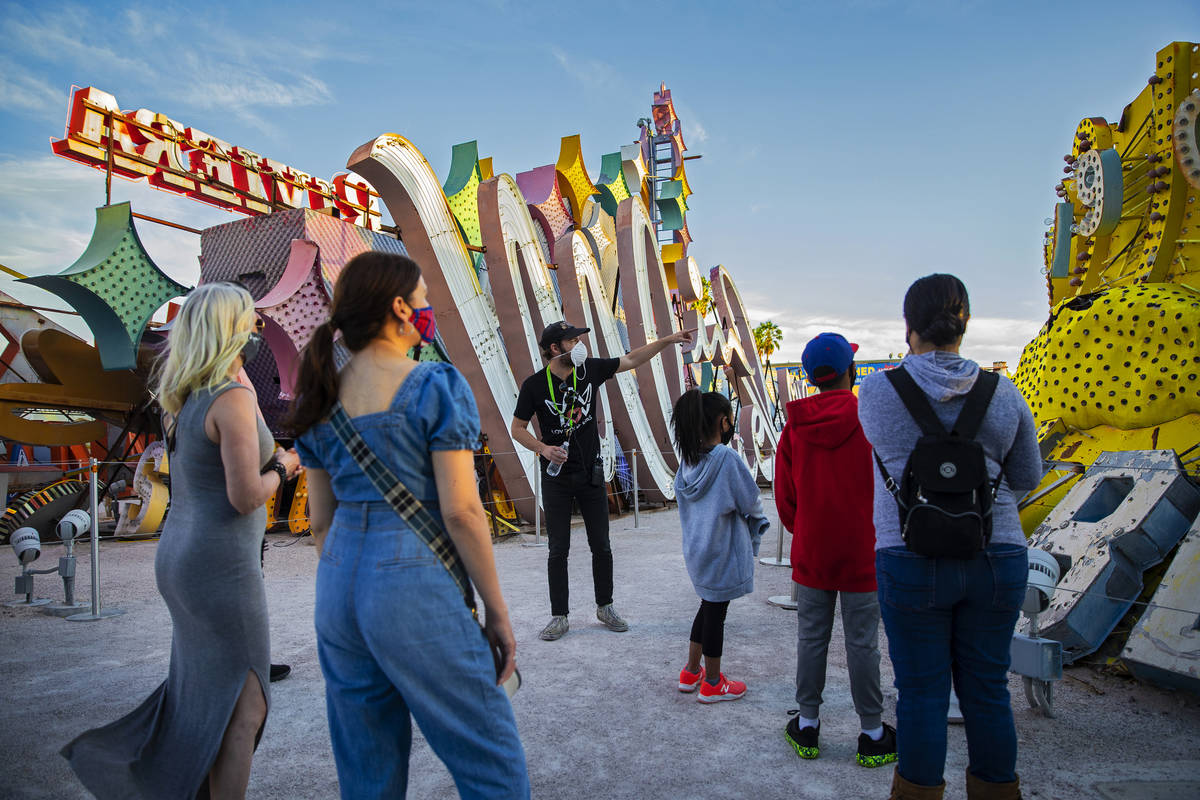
176, 64, 332, 112
0, 3, 337, 126
3, 7, 151, 74
743, 292, 1042, 371
0, 57, 62, 117
170, 50, 331, 136
550, 46, 623, 93
675, 102, 709, 144
124, 7, 168, 39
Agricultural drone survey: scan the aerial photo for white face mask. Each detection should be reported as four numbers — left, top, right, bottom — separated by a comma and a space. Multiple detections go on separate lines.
569, 340, 587, 367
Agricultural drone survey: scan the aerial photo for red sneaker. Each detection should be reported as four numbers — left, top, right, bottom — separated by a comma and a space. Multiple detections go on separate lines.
698, 673, 747, 703
678, 665, 705, 693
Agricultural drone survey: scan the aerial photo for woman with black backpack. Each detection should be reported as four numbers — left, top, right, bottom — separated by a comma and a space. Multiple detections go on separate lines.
858, 274, 1042, 800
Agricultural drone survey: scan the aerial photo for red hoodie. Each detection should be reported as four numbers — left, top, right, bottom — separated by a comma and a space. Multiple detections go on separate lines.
774, 389, 876, 592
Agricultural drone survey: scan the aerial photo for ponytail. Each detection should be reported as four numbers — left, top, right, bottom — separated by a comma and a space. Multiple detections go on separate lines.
286, 251, 423, 435
287, 321, 339, 435
672, 388, 733, 466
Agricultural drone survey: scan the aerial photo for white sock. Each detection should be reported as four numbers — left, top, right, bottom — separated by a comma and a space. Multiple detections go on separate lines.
795, 714, 819, 730
862, 725, 884, 741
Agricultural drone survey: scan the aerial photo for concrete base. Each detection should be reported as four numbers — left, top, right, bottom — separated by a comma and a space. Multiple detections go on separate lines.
65, 607, 126, 622
41, 602, 89, 617
4, 597, 50, 608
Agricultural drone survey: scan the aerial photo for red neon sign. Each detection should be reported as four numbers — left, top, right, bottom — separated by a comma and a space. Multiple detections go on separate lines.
51, 87, 382, 230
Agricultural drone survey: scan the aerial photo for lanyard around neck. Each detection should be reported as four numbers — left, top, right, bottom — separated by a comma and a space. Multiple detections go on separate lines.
546, 365, 578, 425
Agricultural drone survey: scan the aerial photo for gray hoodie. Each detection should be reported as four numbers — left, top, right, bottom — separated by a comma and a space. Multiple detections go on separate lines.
858, 351, 1043, 550
674, 445, 771, 602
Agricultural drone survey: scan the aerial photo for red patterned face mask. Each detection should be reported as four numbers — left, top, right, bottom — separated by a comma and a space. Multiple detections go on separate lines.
410, 306, 437, 343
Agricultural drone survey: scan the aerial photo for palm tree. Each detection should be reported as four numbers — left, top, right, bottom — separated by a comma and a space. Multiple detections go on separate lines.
692, 276, 714, 319
753, 320, 783, 373
754, 320, 785, 430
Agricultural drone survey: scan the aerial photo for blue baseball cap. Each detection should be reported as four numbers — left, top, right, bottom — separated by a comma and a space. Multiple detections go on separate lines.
801, 332, 859, 385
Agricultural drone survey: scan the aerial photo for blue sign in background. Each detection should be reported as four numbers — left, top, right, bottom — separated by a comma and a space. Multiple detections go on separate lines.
779, 360, 901, 384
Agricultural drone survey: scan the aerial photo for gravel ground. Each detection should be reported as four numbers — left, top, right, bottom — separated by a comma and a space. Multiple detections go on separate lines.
2, 498, 1199, 799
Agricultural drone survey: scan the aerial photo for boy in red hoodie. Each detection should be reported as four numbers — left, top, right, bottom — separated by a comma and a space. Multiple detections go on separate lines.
776, 332, 896, 768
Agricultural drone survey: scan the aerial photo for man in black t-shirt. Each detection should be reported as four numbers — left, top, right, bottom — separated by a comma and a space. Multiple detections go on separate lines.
512, 319, 693, 641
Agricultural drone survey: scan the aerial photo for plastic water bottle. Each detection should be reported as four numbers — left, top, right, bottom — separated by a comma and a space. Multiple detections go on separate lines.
546, 441, 568, 477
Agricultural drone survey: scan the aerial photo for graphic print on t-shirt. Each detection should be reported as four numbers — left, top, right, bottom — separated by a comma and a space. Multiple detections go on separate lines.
545, 382, 594, 437
514, 357, 621, 472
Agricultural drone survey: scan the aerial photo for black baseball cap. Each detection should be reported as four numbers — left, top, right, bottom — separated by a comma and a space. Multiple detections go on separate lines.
540, 320, 590, 348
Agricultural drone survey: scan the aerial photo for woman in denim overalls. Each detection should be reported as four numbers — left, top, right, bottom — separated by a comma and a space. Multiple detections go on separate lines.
291, 252, 529, 799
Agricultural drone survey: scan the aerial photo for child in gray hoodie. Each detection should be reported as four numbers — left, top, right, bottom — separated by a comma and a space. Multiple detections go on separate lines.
672, 389, 770, 703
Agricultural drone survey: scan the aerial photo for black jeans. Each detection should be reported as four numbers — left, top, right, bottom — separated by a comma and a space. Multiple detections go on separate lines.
689, 599, 731, 658
543, 464, 612, 617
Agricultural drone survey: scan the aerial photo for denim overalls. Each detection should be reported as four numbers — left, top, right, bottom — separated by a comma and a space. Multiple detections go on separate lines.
296, 362, 529, 799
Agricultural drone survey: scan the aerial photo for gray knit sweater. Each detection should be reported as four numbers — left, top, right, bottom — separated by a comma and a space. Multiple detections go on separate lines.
857, 351, 1043, 550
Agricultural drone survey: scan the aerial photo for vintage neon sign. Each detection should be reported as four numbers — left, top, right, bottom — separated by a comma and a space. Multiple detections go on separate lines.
347, 134, 545, 517
51, 87, 381, 229
41, 84, 781, 493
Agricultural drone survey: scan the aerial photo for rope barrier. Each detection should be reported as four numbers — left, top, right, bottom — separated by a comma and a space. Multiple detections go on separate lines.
15, 448, 1195, 473
14, 455, 1197, 623
68, 526, 1200, 620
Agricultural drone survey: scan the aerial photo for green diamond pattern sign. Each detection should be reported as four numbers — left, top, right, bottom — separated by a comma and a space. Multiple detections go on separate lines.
20, 202, 190, 370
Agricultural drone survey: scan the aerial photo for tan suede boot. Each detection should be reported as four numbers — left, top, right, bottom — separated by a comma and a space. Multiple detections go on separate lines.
888, 767, 946, 799
965, 769, 1022, 799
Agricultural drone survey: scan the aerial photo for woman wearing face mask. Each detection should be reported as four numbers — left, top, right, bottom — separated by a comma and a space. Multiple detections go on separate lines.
289, 252, 528, 799
670, 389, 770, 703
63, 282, 301, 799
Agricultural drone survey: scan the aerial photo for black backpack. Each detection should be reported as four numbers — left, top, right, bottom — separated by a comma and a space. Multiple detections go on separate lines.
873, 367, 1003, 559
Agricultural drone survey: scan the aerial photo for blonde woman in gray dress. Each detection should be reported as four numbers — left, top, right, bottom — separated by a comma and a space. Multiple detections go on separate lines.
63, 282, 301, 799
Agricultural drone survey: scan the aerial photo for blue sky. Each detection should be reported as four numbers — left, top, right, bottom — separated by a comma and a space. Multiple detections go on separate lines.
1, 0, 1196, 367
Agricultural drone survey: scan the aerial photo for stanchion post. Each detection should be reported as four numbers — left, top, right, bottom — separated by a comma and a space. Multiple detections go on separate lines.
767, 580, 799, 610
481, 453, 498, 541
89, 457, 99, 613
523, 459, 545, 548
632, 449, 640, 529
67, 457, 124, 621
760, 515, 791, 567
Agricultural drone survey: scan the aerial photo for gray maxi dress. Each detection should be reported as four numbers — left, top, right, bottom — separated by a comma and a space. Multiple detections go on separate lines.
62, 383, 274, 799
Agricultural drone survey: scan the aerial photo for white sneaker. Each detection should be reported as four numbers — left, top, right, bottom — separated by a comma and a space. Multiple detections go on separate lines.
539, 615, 569, 641
596, 604, 629, 632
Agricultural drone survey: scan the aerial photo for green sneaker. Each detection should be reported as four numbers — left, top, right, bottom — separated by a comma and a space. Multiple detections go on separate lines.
784, 714, 819, 759
856, 722, 898, 768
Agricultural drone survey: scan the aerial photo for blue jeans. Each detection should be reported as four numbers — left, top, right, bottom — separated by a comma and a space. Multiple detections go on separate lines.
315, 502, 530, 800
876, 544, 1027, 787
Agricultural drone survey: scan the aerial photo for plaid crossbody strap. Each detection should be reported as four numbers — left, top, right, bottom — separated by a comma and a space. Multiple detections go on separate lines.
329, 402, 477, 616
